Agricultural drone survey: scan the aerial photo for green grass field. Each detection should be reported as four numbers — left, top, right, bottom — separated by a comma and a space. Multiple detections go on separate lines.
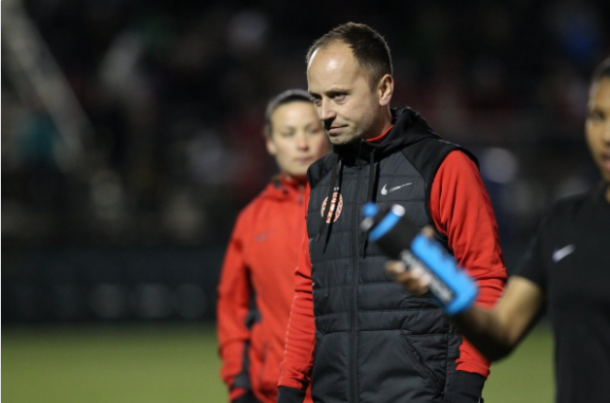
2, 322, 554, 402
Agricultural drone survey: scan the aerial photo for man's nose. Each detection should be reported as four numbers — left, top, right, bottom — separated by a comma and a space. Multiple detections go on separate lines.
318, 100, 336, 121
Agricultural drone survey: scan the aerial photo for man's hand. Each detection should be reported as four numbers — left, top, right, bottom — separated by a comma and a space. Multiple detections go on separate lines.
385, 260, 432, 296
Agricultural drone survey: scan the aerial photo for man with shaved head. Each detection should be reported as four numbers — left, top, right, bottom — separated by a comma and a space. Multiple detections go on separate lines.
277, 23, 507, 403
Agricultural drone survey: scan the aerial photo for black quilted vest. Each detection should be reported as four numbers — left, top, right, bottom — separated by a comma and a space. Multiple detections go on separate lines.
305, 107, 478, 403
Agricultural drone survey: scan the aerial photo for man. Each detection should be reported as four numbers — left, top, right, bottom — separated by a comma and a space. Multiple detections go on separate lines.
217, 90, 329, 403
277, 23, 507, 403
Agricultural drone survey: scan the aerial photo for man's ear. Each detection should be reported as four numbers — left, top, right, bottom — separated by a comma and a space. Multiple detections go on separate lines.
266, 136, 277, 156
377, 74, 394, 107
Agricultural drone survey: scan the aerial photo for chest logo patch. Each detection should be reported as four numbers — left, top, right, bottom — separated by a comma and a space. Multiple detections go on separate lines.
552, 244, 575, 263
321, 188, 343, 223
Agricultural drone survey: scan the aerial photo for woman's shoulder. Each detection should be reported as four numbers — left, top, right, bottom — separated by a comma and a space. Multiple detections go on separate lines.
543, 187, 599, 227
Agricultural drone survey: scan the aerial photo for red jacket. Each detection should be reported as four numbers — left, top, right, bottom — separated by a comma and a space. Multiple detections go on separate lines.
279, 150, 508, 391
217, 176, 313, 403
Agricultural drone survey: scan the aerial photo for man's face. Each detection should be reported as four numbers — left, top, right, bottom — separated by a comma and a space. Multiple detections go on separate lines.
586, 77, 610, 183
266, 101, 330, 180
307, 42, 381, 145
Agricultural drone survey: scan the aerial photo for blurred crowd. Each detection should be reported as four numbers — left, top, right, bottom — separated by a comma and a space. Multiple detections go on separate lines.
2, 0, 609, 251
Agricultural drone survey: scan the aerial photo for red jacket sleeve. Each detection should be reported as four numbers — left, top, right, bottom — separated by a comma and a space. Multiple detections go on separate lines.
429, 151, 507, 378
278, 185, 316, 391
217, 210, 252, 400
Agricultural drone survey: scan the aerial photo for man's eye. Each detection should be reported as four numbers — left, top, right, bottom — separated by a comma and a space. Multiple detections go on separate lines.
312, 98, 322, 107
333, 94, 346, 101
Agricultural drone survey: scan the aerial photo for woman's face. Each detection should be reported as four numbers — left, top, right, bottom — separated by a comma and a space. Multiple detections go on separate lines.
586, 77, 610, 184
266, 101, 330, 181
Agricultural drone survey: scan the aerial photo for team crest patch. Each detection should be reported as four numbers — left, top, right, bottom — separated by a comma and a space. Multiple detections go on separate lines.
321, 188, 343, 223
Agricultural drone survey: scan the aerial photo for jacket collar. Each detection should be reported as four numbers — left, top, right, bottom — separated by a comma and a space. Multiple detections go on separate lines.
264, 173, 305, 201
332, 107, 441, 165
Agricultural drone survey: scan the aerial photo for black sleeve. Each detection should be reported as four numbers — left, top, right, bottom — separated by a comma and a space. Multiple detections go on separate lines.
514, 226, 548, 291
232, 390, 263, 403
443, 371, 485, 403
276, 386, 306, 403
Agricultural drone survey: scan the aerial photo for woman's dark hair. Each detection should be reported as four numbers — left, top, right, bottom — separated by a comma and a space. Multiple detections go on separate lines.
592, 57, 610, 84
264, 89, 313, 138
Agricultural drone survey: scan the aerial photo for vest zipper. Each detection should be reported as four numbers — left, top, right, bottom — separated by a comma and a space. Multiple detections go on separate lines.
349, 166, 363, 403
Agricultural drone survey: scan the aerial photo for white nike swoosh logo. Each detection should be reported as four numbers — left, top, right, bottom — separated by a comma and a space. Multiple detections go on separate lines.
552, 244, 575, 263
381, 182, 412, 195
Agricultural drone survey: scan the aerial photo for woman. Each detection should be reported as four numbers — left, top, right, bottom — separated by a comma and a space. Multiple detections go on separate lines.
217, 90, 329, 403
388, 57, 610, 403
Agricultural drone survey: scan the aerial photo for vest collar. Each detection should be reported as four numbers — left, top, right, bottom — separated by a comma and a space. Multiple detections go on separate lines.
332, 107, 441, 165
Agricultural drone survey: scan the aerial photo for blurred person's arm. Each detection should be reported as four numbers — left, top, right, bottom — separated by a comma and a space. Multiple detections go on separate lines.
278, 187, 314, 403
453, 276, 544, 360
217, 212, 254, 402
454, 223, 547, 360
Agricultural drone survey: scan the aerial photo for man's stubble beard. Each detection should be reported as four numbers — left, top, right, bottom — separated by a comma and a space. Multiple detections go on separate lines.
327, 126, 365, 147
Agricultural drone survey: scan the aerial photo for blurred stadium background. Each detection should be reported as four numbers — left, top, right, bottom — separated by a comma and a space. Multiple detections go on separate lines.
2, 0, 609, 401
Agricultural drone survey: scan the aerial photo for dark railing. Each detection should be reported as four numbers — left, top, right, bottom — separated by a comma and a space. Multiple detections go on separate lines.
2, 246, 224, 323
